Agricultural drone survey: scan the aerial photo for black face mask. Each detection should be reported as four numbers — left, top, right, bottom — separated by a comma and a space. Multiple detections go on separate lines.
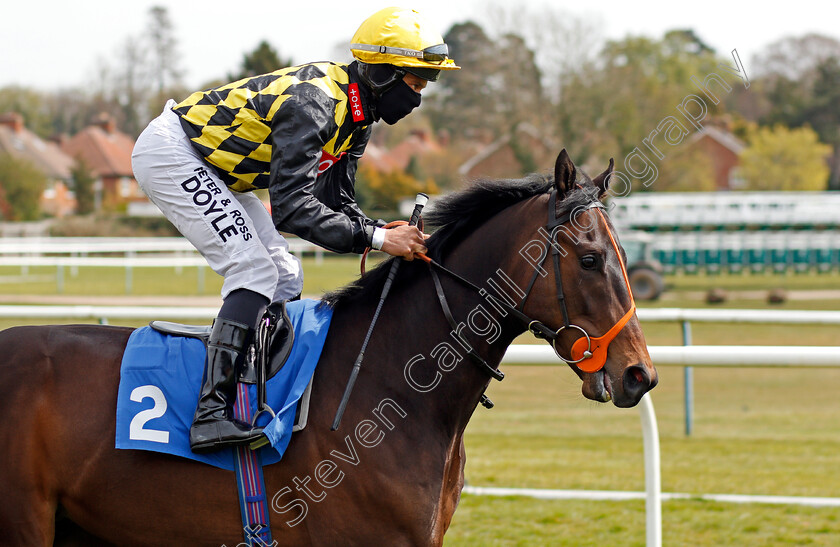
377, 79, 422, 125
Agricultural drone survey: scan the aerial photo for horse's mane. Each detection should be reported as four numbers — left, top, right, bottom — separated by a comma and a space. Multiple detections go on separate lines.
321, 173, 593, 309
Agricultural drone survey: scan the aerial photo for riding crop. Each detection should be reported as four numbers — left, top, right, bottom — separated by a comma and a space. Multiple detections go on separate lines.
331, 193, 429, 430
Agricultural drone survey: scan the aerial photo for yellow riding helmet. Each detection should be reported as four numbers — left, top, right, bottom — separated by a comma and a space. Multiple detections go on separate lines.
350, 7, 460, 74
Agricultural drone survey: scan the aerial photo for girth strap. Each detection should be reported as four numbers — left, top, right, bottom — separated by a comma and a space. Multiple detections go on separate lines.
232, 384, 273, 545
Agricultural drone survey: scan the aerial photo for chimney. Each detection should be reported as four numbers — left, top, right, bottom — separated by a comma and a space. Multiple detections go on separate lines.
93, 112, 116, 134
0, 112, 24, 133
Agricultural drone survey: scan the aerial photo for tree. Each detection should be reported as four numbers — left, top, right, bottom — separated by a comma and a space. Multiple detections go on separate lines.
479, 2, 603, 100
229, 41, 292, 81
661, 29, 715, 56
354, 164, 438, 213
71, 158, 96, 215
656, 146, 717, 191
757, 35, 840, 125
1, 6, 184, 140
145, 6, 187, 119
0, 87, 53, 137
752, 33, 840, 82
508, 130, 539, 175
495, 33, 543, 129
0, 154, 48, 220
0, 184, 11, 220
738, 125, 830, 191
805, 58, 840, 188
425, 22, 500, 139
147, 6, 182, 95
112, 35, 150, 137
78, 6, 186, 137
755, 35, 840, 189
425, 21, 545, 142
555, 30, 727, 183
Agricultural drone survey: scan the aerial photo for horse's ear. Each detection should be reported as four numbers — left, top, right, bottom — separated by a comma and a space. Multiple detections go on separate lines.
592, 158, 615, 200
554, 149, 576, 199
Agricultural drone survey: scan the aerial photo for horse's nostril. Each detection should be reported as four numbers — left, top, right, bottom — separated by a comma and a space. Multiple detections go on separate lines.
615, 364, 654, 407
623, 364, 650, 394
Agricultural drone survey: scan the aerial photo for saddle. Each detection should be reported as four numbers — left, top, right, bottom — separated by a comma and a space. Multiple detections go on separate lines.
150, 301, 314, 432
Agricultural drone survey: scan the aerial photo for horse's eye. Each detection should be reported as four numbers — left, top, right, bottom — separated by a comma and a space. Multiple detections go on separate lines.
580, 255, 598, 270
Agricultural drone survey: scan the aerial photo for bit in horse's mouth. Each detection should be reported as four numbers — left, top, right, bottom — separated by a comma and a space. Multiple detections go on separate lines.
600, 369, 612, 402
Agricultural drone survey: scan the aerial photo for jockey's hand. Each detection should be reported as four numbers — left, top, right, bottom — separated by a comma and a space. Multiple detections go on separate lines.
381, 225, 429, 260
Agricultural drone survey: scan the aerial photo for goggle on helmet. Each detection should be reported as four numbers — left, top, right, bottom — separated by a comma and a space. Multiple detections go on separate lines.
350, 7, 460, 87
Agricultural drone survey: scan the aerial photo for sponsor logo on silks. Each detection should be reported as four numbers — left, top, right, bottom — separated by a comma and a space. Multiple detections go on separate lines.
348, 83, 365, 123
181, 168, 253, 242
318, 150, 346, 176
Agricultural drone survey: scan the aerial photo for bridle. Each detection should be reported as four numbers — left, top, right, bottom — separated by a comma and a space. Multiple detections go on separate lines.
418, 189, 637, 401
513, 190, 637, 372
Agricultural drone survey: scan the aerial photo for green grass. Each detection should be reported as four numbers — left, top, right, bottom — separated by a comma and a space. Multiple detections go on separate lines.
0, 256, 383, 330
446, 496, 840, 546
465, 366, 840, 491
445, 365, 840, 545
0, 255, 379, 300
0, 264, 222, 296
3, 261, 840, 544
664, 270, 840, 292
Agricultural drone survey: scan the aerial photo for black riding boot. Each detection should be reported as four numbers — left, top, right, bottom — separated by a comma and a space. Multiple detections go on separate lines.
189, 317, 263, 453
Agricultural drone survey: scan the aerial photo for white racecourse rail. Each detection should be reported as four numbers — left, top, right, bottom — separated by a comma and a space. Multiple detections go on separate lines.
0, 237, 325, 293
0, 237, 321, 255
0, 237, 323, 270
0, 305, 839, 546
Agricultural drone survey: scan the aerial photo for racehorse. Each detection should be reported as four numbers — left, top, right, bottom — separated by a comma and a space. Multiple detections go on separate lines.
0, 150, 657, 546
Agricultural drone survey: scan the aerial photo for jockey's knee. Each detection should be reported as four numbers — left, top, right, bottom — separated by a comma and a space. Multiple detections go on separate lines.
219, 288, 270, 329
273, 254, 303, 302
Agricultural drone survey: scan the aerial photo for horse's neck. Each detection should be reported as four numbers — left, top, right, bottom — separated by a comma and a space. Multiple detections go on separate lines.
325, 229, 526, 440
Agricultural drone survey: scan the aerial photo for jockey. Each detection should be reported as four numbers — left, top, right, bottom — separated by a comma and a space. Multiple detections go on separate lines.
131, 7, 459, 453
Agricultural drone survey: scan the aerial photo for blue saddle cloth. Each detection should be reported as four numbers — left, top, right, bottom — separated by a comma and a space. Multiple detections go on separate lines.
115, 299, 332, 470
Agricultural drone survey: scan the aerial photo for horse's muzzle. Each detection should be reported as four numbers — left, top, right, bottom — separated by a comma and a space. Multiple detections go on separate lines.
615, 363, 658, 408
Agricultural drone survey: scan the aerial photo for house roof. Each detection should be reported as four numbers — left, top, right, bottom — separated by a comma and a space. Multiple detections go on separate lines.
388, 129, 442, 169
458, 123, 553, 177
359, 141, 402, 172
360, 129, 441, 173
0, 112, 74, 180
61, 114, 135, 177
688, 125, 745, 155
